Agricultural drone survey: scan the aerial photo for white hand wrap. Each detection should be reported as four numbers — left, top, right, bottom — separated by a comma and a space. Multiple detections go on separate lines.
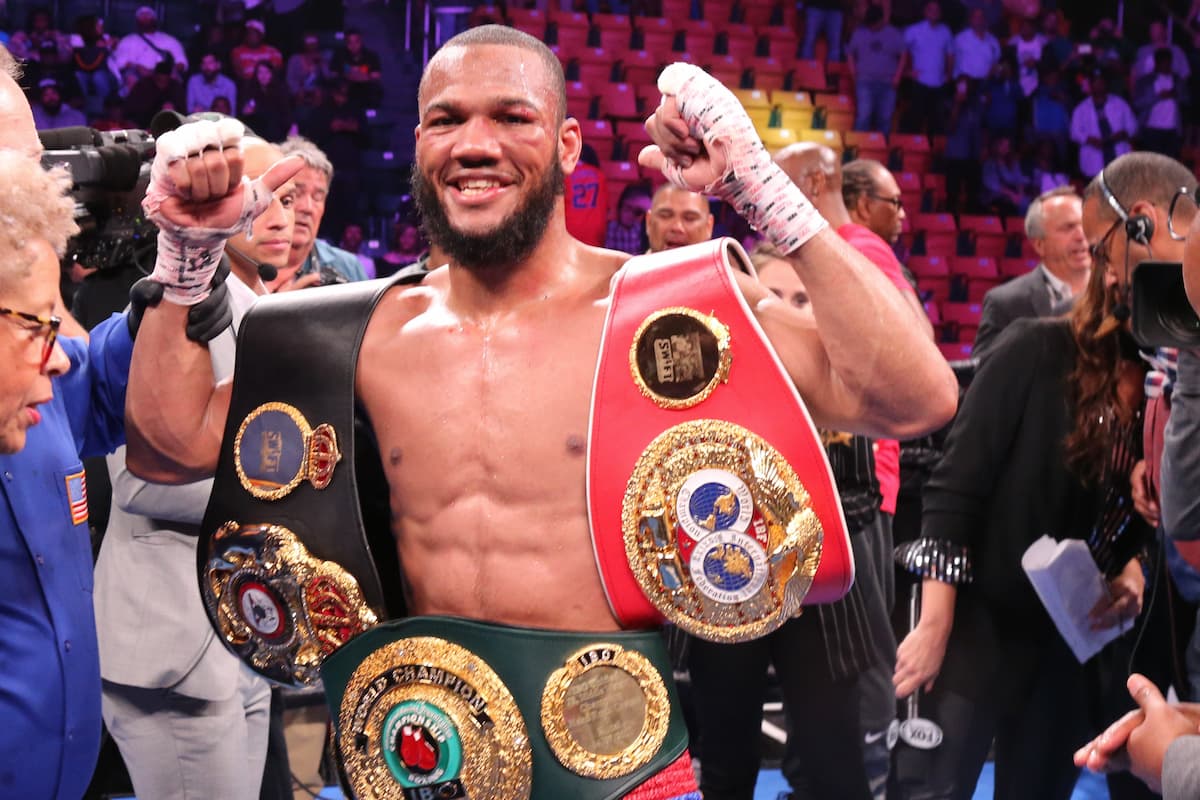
142, 118, 272, 305
656, 63, 828, 253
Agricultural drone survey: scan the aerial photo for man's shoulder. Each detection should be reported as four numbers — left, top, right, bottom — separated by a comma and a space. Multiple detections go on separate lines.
985, 268, 1041, 302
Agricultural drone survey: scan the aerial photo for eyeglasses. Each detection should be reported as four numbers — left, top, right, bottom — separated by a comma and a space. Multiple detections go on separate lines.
1088, 216, 1123, 270
0, 306, 61, 371
868, 193, 903, 211
1168, 187, 1198, 241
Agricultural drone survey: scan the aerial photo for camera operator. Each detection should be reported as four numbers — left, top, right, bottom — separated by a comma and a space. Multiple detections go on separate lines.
1073, 152, 1200, 799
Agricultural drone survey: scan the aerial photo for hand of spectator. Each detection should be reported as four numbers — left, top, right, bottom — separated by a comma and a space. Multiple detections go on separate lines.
1089, 557, 1145, 631
893, 619, 951, 699
1075, 674, 1200, 793
1131, 459, 1160, 528
273, 272, 321, 293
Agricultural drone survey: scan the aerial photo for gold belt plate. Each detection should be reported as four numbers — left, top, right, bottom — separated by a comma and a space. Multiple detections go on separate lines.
339, 637, 532, 800
622, 419, 824, 642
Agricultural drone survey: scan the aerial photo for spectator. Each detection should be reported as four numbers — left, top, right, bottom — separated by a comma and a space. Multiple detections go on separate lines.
25, 38, 83, 106
1011, 16, 1046, 98
31, 78, 85, 129
187, 23, 231, 77
269, 135, 368, 290
1133, 20, 1190, 84
943, 77, 986, 213
564, 143, 609, 247
1040, 10, 1074, 70
981, 135, 1032, 217
1030, 67, 1072, 157
301, 79, 364, 234
8, 7, 71, 64
239, 60, 292, 144
330, 29, 381, 108
339, 223, 375, 278
90, 94, 131, 131
1085, 18, 1132, 78
644, 184, 713, 253
801, 0, 845, 61
902, 1, 955, 135
847, 3, 906, 133
961, 0, 1006, 32
187, 52, 237, 115
230, 20, 282, 83
286, 33, 331, 98
1030, 139, 1072, 194
70, 15, 116, 117
378, 221, 427, 278
109, 6, 187, 81
1070, 71, 1136, 179
122, 59, 185, 129
973, 185, 1089, 359
1134, 48, 1189, 160
604, 182, 652, 254
953, 8, 1001, 80
982, 56, 1021, 140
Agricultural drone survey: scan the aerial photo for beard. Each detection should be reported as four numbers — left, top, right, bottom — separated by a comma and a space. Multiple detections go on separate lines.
412, 156, 563, 272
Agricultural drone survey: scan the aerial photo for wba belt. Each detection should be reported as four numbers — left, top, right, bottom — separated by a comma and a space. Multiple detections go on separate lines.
588, 239, 853, 642
321, 616, 688, 800
197, 269, 424, 686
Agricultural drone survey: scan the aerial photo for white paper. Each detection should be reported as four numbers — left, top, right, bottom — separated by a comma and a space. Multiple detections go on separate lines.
1020, 535, 1133, 663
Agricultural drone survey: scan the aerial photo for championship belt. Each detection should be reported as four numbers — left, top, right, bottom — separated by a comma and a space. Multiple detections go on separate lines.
199, 268, 426, 686
321, 616, 688, 800
588, 239, 853, 641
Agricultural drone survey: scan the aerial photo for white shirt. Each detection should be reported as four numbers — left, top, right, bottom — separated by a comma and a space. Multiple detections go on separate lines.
109, 30, 188, 76
1147, 74, 1179, 131
953, 28, 1001, 79
1069, 95, 1137, 178
1012, 33, 1046, 96
1040, 263, 1072, 306
904, 21, 954, 87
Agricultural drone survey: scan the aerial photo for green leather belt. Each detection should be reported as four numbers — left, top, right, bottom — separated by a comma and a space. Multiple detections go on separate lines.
321, 616, 689, 800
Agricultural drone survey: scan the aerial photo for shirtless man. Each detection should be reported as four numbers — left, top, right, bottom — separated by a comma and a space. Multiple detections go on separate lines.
126, 24, 956, 796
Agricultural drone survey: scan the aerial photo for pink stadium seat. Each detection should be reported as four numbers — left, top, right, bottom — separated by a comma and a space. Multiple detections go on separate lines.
578, 118, 616, 158
938, 342, 974, 361
951, 257, 999, 280
941, 302, 983, 327
791, 60, 828, 93
889, 134, 932, 175
912, 213, 957, 257
615, 120, 654, 161
507, 7, 547, 37
999, 257, 1039, 279
967, 278, 1002, 302
565, 80, 594, 120
818, 94, 855, 132
621, 50, 662, 86
703, 0, 736, 22
843, 131, 889, 163
908, 255, 950, 279
597, 82, 641, 120
749, 57, 786, 91
680, 20, 717, 56
721, 32, 758, 61
959, 215, 1007, 259
707, 55, 744, 88
597, 26, 633, 53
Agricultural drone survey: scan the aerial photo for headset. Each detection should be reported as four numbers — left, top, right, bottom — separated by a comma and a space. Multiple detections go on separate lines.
1097, 167, 1154, 322
227, 243, 279, 282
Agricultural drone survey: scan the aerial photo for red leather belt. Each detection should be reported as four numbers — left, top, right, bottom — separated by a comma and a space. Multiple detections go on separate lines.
588, 239, 853, 640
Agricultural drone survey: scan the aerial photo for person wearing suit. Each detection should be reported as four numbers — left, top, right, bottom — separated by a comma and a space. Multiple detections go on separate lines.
94, 136, 296, 800
973, 186, 1092, 360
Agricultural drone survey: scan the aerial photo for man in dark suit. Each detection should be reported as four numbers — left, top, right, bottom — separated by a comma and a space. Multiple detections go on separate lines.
973, 186, 1092, 359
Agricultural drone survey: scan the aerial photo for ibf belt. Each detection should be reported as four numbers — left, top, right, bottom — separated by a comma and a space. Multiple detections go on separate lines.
588, 238, 853, 641
320, 617, 687, 800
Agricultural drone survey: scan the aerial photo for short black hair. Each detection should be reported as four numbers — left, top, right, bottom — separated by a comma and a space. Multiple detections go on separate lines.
422, 24, 566, 124
1084, 151, 1197, 221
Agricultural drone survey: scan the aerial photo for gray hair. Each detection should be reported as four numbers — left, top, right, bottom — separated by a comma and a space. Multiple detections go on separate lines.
0, 44, 21, 82
279, 135, 333, 182
1024, 186, 1079, 239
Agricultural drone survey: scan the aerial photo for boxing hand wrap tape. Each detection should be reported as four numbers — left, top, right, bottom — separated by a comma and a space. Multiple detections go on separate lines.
654, 63, 828, 254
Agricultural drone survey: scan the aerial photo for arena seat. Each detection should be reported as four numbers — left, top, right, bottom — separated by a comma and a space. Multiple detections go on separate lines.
843, 131, 888, 163
621, 50, 661, 86
999, 257, 1039, 279
816, 94, 854, 132
941, 302, 983, 328
790, 60, 828, 94
578, 118, 616, 159
959, 215, 1007, 259
911, 213, 957, 257
596, 82, 641, 120
889, 133, 932, 175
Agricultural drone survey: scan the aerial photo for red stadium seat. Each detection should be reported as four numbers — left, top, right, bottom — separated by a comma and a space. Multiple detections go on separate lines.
596, 82, 642, 120
941, 302, 983, 327
578, 118, 616, 159
817, 94, 855, 132
749, 57, 786, 92
576, 60, 615, 88
951, 257, 999, 280
843, 131, 889, 163
740, 2, 777, 26
922, 173, 947, 210
702, 0, 736, 23
908, 255, 950, 279
550, 10, 590, 31
616, 120, 654, 161
507, 7, 547, 37
895, 171, 922, 214
967, 278, 1002, 302
999, 257, 1038, 279
938, 342, 974, 361
923, 300, 942, 324
919, 277, 951, 304
592, 13, 632, 31
661, 0, 692, 20
791, 60, 828, 93
621, 50, 662, 86
959, 215, 1007, 259
597, 26, 634, 53
889, 134, 932, 175
912, 213, 957, 257
680, 20, 717, 56
720, 32, 758, 61
601, 160, 642, 196
638, 17, 676, 54
707, 55, 744, 88
554, 25, 591, 54
565, 80, 594, 120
